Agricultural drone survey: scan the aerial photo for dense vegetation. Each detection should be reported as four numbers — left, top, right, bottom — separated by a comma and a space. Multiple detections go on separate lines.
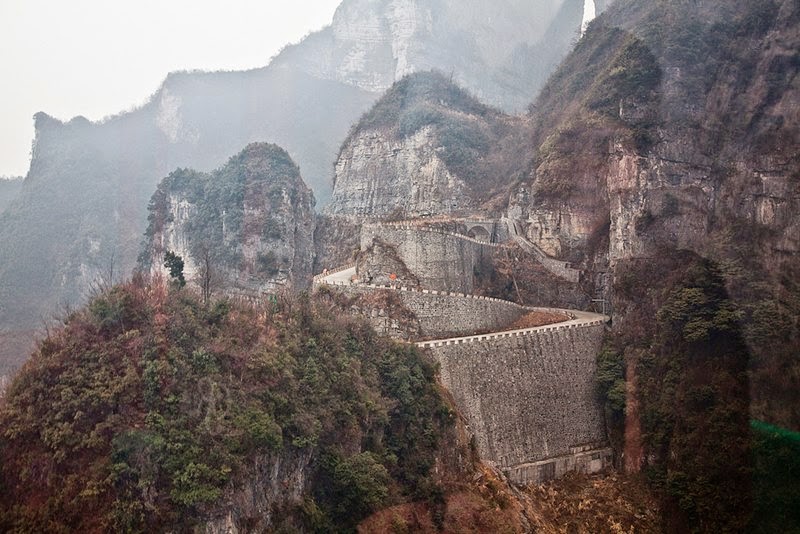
140, 142, 315, 291
750, 420, 800, 532
604, 253, 800, 532
0, 278, 452, 532
637, 259, 751, 532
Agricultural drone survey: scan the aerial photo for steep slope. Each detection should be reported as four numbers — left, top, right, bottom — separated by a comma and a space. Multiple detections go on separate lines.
0, 281, 454, 532
328, 71, 528, 218
508, 0, 799, 528
0, 0, 595, 380
140, 143, 316, 296
272, 0, 595, 112
518, 0, 799, 417
0, 177, 22, 214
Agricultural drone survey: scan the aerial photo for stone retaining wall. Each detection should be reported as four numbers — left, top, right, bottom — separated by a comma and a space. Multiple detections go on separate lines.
424, 323, 608, 475
332, 283, 531, 339
360, 225, 494, 294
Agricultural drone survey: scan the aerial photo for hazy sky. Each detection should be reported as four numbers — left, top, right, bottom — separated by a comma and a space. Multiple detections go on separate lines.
0, 0, 342, 177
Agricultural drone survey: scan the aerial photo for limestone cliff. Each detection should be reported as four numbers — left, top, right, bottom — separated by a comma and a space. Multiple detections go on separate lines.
0, 0, 595, 378
328, 72, 520, 219
141, 143, 316, 294
330, 126, 474, 218
508, 0, 800, 442
0, 177, 22, 214
516, 0, 799, 272
273, 0, 595, 112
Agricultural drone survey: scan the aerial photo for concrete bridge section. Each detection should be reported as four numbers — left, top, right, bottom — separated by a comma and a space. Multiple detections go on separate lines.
314, 267, 611, 485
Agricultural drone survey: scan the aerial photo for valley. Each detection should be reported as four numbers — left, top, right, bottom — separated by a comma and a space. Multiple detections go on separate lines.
1, 0, 799, 531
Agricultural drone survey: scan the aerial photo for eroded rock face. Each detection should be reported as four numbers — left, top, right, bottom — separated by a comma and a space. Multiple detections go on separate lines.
329, 126, 474, 218
273, 0, 585, 111
142, 143, 316, 294
202, 451, 312, 534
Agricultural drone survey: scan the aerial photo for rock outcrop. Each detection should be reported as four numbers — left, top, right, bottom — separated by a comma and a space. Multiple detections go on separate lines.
0, 177, 22, 214
141, 143, 316, 294
331, 126, 474, 218
0, 0, 594, 377
328, 71, 518, 219
273, 0, 596, 112
510, 0, 800, 432
517, 0, 800, 272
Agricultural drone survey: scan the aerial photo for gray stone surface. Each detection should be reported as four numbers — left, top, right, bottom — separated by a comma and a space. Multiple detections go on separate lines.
360, 224, 493, 293
426, 323, 607, 470
335, 284, 528, 339
329, 127, 475, 218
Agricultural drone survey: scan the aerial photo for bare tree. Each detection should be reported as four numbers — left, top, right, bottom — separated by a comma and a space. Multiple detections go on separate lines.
196, 242, 225, 304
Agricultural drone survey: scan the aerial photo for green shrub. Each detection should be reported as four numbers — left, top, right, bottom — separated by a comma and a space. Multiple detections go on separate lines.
0, 280, 451, 532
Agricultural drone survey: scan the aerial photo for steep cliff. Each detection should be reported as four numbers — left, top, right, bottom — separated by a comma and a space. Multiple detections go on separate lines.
508, 0, 799, 528
272, 0, 595, 112
516, 0, 799, 419
141, 143, 316, 295
0, 0, 596, 378
328, 71, 525, 218
0, 177, 22, 214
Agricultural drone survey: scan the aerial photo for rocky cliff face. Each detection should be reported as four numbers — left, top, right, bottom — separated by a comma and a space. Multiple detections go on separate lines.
330, 126, 474, 218
273, 0, 593, 111
509, 0, 800, 435
328, 71, 523, 219
142, 143, 316, 294
0, 177, 22, 214
517, 0, 800, 274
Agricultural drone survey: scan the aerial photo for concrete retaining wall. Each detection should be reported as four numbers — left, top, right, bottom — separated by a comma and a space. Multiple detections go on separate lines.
505, 445, 613, 485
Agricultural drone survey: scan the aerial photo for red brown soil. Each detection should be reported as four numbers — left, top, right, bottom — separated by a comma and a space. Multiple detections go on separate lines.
359, 468, 661, 534
505, 311, 570, 331
623, 355, 644, 473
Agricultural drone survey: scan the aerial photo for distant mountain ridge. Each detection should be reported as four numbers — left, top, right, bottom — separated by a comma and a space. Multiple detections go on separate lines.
0, 0, 594, 379
273, 0, 590, 111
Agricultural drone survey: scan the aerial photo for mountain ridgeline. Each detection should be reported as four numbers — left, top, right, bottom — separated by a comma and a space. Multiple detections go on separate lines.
1, 0, 799, 531
0, 0, 593, 381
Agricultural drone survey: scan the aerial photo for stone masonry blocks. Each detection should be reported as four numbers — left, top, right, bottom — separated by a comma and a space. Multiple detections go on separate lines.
426, 324, 607, 470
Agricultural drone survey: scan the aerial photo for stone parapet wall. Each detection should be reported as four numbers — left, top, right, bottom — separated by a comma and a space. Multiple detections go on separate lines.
314, 258, 609, 485
312, 262, 357, 283
362, 221, 507, 248
329, 283, 531, 339
425, 323, 607, 471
